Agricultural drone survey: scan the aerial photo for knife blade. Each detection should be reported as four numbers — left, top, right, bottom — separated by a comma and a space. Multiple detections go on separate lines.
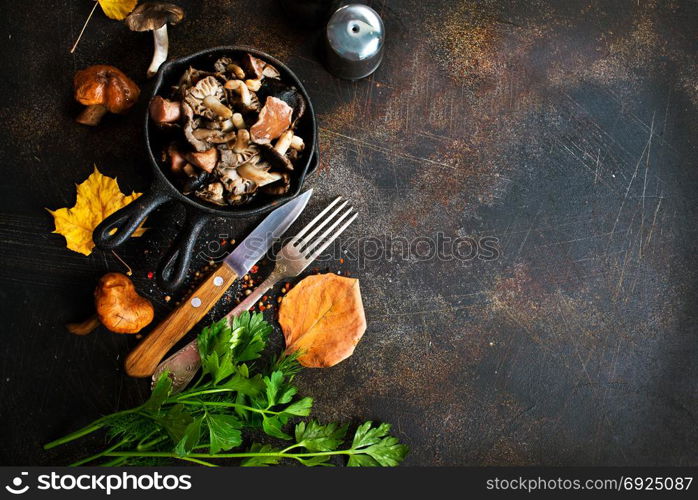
124, 190, 313, 377
224, 189, 313, 277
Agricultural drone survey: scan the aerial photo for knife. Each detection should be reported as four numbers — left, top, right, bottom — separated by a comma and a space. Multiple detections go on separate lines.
125, 189, 313, 378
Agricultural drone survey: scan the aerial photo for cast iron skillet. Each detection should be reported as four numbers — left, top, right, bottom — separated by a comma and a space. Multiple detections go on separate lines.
93, 46, 318, 291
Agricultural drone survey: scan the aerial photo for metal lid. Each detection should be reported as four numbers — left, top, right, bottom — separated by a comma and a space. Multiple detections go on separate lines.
324, 4, 385, 80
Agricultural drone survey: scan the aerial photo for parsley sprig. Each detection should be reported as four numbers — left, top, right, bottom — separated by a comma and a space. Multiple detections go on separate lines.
44, 312, 407, 467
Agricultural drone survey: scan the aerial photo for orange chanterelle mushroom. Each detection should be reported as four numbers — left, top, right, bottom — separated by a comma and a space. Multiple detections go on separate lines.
73, 65, 140, 126
67, 273, 154, 335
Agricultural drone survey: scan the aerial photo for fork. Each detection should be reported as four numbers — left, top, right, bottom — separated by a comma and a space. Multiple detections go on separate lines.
153, 196, 357, 392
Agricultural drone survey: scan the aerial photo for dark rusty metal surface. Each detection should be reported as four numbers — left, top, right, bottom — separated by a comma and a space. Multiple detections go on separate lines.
0, 0, 696, 465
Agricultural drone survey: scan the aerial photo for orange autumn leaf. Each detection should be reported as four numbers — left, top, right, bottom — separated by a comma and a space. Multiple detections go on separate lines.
48, 166, 146, 256
99, 0, 138, 20
279, 273, 366, 368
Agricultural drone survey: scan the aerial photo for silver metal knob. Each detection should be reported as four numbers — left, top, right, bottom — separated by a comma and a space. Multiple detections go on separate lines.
324, 4, 385, 80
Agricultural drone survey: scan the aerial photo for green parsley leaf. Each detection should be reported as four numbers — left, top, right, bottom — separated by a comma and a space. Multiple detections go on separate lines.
231, 311, 272, 362
206, 414, 243, 454
174, 416, 203, 456
219, 371, 265, 397
281, 397, 313, 417
262, 416, 292, 440
351, 421, 391, 448
295, 420, 349, 452
197, 318, 235, 383
144, 372, 172, 411
347, 422, 409, 466
263, 371, 284, 407
347, 454, 379, 467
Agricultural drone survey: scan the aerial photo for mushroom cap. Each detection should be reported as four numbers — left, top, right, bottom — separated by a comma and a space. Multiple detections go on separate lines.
250, 96, 293, 144
196, 181, 226, 206
260, 143, 294, 171
125, 2, 185, 31
237, 161, 283, 187
74, 65, 140, 113
95, 273, 154, 334
185, 76, 230, 121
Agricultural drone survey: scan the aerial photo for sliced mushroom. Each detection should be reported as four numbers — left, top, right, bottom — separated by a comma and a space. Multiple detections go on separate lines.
192, 128, 236, 144
213, 57, 233, 73
227, 63, 246, 80
237, 161, 283, 187
241, 53, 279, 80
201, 117, 235, 132
232, 112, 245, 129
250, 96, 293, 144
177, 66, 215, 96
259, 143, 294, 171
257, 78, 306, 125
290, 134, 305, 151
275, 130, 294, 155
215, 164, 241, 192
185, 76, 232, 120
245, 79, 262, 92
196, 181, 226, 206
224, 79, 260, 112
149, 96, 181, 124
220, 129, 260, 167
183, 169, 212, 194
183, 163, 196, 177
240, 53, 266, 79
261, 172, 291, 195
167, 143, 187, 174
262, 64, 281, 79
181, 102, 211, 151
227, 192, 256, 205
222, 173, 257, 205
185, 148, 218, 173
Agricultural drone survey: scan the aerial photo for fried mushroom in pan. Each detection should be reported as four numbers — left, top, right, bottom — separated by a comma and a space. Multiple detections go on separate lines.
153, 53, 307, 207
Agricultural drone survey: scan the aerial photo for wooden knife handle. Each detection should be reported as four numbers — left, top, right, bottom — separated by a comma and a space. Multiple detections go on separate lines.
125, 262, 238, 378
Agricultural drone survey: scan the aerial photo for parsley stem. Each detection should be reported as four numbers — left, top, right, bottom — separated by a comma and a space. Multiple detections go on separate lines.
174, 398, 281, 416
179, 457, 219, 467
104, 450, 355, 460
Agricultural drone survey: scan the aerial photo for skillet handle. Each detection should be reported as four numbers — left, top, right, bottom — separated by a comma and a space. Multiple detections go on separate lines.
157, 208, 212, 292
93, 190, 170, 250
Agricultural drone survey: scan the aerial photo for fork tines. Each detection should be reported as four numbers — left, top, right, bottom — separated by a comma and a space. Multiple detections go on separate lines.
291, 196, 357, 260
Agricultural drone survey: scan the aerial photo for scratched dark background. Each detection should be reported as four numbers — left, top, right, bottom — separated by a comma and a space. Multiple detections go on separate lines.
0, 0, 696, 466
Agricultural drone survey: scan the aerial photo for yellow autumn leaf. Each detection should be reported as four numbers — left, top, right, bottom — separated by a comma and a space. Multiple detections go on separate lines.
98, 0, 138, 20
48, 166, 147, 256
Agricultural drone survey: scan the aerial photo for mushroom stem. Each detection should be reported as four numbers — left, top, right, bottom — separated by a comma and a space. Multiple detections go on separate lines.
147, 25, 169, 78
275, 130, 294, 155
202, 95, 233, 119
66, 314, 101, 336
76, 104, 108, 126
232, 113, 245, 129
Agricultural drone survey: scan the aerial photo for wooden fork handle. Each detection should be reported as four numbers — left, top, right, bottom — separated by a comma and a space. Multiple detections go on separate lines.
125, 262, 238, 378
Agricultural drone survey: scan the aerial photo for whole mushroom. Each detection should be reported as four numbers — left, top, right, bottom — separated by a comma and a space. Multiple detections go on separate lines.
73, 65, 140, 126
125, 2, 185, 78
66, 273, 154, 335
